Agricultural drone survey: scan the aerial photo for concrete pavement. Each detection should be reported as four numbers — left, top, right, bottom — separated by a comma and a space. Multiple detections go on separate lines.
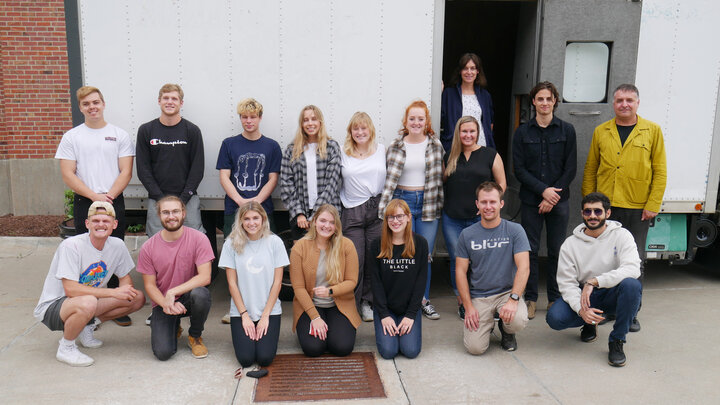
1, 236, 719, 404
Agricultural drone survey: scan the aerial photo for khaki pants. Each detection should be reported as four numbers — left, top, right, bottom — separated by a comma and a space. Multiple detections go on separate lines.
463, 291, 528, 355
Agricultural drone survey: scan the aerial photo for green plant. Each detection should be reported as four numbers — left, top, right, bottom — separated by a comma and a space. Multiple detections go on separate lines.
64, 189, 74, 220
126, 224, 144, 233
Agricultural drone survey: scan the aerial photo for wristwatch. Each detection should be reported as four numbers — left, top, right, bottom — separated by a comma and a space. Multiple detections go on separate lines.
509, 293, 520, 301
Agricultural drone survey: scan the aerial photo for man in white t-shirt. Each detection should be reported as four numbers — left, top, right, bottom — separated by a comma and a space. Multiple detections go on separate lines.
34, 202, 145, 367
55, 85, 136, 326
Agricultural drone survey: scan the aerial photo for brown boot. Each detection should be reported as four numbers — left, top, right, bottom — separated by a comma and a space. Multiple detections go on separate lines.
188, 336, 208, 359
527, 301, 537, 319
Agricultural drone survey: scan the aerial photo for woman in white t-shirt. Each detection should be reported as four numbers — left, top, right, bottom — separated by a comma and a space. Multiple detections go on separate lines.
219, 201, 289, 378
280, 105, 342, 241
340, 112, 386, 322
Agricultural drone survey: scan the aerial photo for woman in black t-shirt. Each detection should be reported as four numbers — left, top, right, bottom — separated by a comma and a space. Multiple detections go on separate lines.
442, 116, 506, 319
368, 199, 428, 359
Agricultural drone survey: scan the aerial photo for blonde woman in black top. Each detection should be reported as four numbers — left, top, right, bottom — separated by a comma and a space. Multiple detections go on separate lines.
442, 116, 506, 319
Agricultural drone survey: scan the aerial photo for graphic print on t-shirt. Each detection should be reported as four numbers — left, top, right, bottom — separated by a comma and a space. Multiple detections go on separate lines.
246, 256, 265, 274
382, 257, 416, 272
470, 237, 510, 250
234, 153, 266, 191
79, 261, 108, 287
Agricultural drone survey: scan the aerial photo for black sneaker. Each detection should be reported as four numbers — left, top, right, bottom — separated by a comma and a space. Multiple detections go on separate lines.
112, 316, 132, 327
629, 317, 641, 332
498, 320, 517, 351
608, 340, 626, 367
458, 303, 465, 320
580, 323, 597, 343
421, 301, 440, 320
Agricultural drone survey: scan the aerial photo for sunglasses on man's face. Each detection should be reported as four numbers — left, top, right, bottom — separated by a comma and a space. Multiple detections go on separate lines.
582, 208, 604, 217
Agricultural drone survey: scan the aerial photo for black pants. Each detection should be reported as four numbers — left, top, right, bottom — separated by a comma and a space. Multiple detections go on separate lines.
296, 307, 356, 357
230, 315, 281, 367
150, 287, 211, 361
75, 193, 126, 289
610, 206, 649, 313
520, 201, 569, 303
289, 212, 312, 241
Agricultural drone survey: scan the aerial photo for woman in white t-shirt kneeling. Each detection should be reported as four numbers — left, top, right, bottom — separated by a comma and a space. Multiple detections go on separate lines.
219, 201, 289, 377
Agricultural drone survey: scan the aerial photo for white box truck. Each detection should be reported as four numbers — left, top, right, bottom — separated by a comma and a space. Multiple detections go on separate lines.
67, 0, 720, 264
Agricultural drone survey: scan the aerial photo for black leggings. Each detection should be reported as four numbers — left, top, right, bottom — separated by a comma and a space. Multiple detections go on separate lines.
296, 306, 356, 357
230, 315, 281, 367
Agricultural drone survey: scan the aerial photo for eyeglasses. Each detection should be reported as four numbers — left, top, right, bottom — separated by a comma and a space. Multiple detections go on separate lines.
160, 209, 183, 217
582, 208, 604, 217
387, 214, 407, 222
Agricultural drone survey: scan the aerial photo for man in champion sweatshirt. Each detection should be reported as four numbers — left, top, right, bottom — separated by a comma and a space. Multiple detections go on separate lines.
546, 192, 641, 367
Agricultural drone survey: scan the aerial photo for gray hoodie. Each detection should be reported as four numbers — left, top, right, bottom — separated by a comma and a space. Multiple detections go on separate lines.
556, 220, 641, 313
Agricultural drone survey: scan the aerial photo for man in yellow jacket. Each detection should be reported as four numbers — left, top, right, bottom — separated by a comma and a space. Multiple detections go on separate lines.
582, 84, 667, 333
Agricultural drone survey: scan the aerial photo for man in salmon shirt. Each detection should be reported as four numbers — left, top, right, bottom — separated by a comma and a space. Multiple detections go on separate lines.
136, 196, 215, 360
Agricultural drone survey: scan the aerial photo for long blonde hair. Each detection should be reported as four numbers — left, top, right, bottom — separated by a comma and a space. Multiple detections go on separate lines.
303, 204, 344, 285
291, 105, 330, 161
377, 199, 415, 259
343, 112, 377, 157
227, 202, 271, 254
445, 116, 480, 177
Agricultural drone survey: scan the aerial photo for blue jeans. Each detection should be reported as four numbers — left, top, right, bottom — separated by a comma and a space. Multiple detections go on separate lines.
520, 201, 569, 302
393, 189, 438, 299
150, 287, 211, 361
373, 309, 422, 359
546, 278, 641, 342
441, 212, 481, 296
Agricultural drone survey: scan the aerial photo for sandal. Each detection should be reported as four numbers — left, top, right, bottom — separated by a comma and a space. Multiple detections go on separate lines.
247, 368, 268, 379
234, 367, 243, 380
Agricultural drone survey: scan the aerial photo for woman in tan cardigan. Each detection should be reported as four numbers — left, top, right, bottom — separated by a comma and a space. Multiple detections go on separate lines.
290, 204, 361, 357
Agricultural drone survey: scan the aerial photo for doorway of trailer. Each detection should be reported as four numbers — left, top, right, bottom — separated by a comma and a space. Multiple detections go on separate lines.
442, 0, 540, 217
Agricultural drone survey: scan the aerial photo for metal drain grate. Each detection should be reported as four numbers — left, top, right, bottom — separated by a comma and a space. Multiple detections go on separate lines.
254, 352, 386, 402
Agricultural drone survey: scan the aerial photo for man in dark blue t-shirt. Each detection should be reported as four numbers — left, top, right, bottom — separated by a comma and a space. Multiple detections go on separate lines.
456, 181, 531, 355
216, 98, 282, 236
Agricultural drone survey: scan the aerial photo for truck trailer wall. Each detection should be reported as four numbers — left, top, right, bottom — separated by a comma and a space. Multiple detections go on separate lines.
76, 0, 441, 209
635, 0, 720, 214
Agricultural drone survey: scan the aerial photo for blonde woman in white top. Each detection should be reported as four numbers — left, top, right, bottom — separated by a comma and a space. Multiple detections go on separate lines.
340, 112, 386, 322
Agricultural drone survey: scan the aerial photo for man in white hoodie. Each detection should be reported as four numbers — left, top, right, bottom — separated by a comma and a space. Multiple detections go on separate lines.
546, 192, 641, 367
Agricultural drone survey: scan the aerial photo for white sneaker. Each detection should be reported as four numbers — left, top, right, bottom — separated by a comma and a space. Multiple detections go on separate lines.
56, 342, 94, 367
360, 301, 374, 322
221, 312, 231, 324
78, 324, 103, 348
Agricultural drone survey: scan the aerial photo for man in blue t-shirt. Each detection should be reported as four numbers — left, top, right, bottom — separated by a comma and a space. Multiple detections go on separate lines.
456, 181, 531, 354
216, 98, 282, 235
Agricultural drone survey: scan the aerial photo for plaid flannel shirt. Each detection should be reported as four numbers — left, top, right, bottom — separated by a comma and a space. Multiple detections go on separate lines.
378, 135, 444, 221
280, 139, 342, 219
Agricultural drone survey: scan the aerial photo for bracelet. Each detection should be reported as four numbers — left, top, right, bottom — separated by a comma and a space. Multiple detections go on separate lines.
239, 310, 248, 317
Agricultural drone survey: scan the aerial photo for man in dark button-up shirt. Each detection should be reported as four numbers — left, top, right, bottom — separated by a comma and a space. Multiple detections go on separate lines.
512, 81, 577, 320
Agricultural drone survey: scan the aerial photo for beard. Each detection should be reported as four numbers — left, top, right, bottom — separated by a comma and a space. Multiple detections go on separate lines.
583, 217, 606, 231
161, 217, 184, 232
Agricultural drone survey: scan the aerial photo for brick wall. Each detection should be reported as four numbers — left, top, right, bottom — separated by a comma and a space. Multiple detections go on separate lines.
0, 0, 73, 160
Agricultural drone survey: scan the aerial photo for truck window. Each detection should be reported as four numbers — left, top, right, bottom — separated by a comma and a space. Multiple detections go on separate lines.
562, 42, 610, 103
